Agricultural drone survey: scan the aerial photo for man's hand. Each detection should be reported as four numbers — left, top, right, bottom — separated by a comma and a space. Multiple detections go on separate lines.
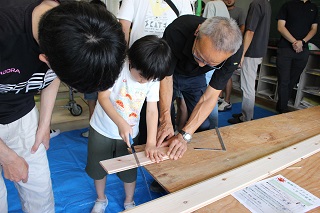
292, 40, 303, 53
156, 119, 174, 147
3, 154, 29, 183
160, 133, 187, 160
32, 126, 51, 153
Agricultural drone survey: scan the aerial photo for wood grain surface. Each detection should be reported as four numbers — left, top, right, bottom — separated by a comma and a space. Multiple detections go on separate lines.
144, 106, 320, 193
124, 135, 320, 213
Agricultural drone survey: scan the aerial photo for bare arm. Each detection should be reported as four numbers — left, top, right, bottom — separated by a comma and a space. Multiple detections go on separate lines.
303, 23, 318, 43
277, 20, 296, 44
98, 90, 132, 147
239, 24, 245, 35
145, 101, 164, 163
32, 0, 59, 43
278, 20, 317, 53
0, 138, 29, 183
32, 77, 60, 153
240, 30, 255, 65
157, 75, 174, 146
183, 87, 220, 134
119, 19, 132, 46
163, 86, 221, 160
294, 23, 317, 51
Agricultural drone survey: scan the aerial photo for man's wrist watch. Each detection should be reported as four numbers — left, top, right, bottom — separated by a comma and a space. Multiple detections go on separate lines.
179, 130, 192, 142
302, 39, 306, 45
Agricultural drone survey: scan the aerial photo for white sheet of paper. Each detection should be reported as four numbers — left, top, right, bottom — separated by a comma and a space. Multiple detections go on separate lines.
232, 175, 320, 213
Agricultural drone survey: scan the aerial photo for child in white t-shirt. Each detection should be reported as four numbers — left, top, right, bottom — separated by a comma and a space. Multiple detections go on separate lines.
86, 35, 171, 212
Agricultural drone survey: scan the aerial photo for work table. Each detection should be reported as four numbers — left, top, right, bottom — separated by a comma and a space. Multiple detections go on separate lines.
142, 106, 320, 212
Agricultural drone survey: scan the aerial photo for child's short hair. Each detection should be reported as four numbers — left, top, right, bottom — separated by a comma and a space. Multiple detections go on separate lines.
38, 1, 126, 93
128, 35, 171, 81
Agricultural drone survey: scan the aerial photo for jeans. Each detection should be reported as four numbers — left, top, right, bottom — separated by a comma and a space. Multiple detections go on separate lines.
173, 73, 211, 131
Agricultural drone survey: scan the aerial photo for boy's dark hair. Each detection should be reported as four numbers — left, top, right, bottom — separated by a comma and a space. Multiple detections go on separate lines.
38, 1, 126, 93
128, 35, 171, 81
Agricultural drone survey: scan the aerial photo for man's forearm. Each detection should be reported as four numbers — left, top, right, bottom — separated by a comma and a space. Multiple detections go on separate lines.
0, 138, 16, 164
119, 19, 132, 45
278, 20, 296, 43
159, 75, 173, 124
38, 78, 60, 131
183, 87, 220, 135
242, 30, 255, 57
303, 24, 318, 43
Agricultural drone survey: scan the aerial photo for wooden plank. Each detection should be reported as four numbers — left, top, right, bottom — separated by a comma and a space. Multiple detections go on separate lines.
124, 134, 320, 213
145, 106, 320, 193
196, 151, 320, 213
100, 147, 169, 174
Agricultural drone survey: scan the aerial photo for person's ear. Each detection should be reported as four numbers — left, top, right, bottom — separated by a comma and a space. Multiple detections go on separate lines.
194, 24, 201, 36
39, 54, 51, 68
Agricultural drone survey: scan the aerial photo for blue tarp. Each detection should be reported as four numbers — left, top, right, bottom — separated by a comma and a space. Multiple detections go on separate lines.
5, 102, 274, 212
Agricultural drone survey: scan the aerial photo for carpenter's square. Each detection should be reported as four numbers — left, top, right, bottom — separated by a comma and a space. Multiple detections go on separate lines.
129, 134, 153, 200
194, 127, 226, 151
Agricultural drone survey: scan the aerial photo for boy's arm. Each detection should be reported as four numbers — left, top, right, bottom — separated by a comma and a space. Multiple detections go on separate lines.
98, 90, 132, 146
146, 101, 164, 163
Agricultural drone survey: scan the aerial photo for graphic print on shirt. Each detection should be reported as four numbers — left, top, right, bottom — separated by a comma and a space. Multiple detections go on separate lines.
0, 69, 56, 94
145, 0, 172, 36
114, 78, 147, 126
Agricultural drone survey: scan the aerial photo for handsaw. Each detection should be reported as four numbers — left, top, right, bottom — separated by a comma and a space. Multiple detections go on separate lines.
129, 134, 153, 201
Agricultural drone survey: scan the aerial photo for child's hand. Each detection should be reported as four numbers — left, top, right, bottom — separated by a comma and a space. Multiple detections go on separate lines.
118, 122, 134, 147
145, 143, 165, 163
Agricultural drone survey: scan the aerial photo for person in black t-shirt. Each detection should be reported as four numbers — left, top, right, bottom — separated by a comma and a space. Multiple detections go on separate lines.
0, 1, 126, 212
227, 0, 271, 124
156, 15, 243, 160
276, 0, 318, 113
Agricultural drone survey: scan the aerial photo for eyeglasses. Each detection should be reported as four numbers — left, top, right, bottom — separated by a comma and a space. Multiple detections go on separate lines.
192, 38, 226, 70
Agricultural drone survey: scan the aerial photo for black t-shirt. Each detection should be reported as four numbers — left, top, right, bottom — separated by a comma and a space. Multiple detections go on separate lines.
162, 15, 243, 90
277, 0, 318, 48
245, 0, 271, 57
0, 0, 56, 124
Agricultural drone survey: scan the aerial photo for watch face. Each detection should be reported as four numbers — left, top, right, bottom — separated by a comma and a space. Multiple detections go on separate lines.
184, 133, 192, 141
179, 130, 192, 142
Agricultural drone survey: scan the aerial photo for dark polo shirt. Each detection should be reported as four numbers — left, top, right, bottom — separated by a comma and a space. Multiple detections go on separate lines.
162, 15, 243, 90
245, 0, 272, 58
277, 0, 318, 48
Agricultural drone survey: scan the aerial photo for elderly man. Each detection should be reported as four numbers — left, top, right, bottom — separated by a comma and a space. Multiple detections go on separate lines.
156, 15, 243, 160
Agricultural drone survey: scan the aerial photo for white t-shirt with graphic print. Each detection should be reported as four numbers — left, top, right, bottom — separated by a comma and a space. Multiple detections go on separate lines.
117, 0, 193, 47
90, 60, 160, 139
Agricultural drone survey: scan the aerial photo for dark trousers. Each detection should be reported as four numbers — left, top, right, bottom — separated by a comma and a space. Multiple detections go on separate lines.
276, 47, 309, 112
173, 73, 209, 131
138, 73, 209, 145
